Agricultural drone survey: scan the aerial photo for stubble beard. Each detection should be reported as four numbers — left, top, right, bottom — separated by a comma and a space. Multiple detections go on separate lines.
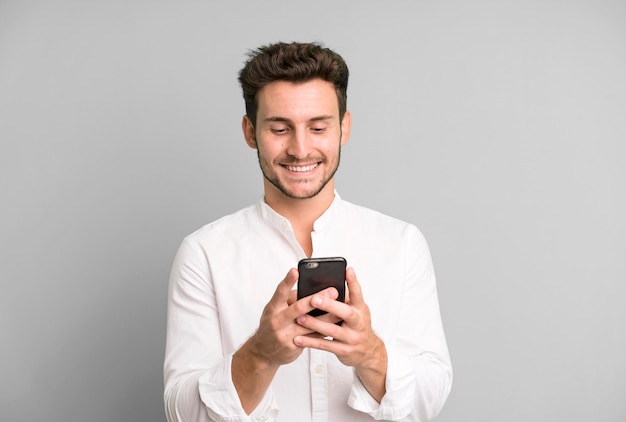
257, 147, 342, 200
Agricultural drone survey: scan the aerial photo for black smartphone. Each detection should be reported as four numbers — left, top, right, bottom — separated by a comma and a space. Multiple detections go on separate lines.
297, 257, 346, 316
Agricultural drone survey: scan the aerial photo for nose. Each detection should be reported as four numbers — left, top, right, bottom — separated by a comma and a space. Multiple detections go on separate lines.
286, 127, 311, 159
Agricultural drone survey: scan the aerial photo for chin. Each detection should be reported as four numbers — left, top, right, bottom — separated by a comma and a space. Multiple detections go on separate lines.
274, 181, 328, 200
282, 188, 324, 200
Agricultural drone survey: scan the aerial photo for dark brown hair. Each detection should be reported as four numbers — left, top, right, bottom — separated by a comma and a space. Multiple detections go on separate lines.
238, 42, 349, 127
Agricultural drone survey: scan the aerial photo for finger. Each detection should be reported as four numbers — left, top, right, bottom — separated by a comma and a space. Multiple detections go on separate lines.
269, 268, 299, 305
286, 288, 298, 306
294, 334, 350, 356
301, 285, 352, 322
313, 311, 343, 325
305, 269, 366, 328
345, 267, 364, 306
295, 312, 343, 339
302, 331, 328, 340
344, 283, 351, 304
295, 308, 343, 330
289, 287, 339, 318
291, 322, 320, 338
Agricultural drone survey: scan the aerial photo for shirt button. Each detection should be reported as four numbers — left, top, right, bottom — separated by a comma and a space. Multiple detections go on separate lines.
314, 365, 323, 374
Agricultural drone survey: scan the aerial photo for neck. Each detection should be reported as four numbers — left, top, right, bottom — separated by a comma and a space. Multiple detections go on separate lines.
264, 181, 335, 257
264, 181, 336, 228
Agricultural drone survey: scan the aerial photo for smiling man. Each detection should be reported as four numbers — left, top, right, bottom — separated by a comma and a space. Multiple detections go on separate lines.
242, 78, 350, 257
164, 42, 452, 422
246, 79, 348, 199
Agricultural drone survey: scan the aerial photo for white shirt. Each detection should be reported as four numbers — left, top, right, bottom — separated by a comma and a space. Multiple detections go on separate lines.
164, 194, 452, 421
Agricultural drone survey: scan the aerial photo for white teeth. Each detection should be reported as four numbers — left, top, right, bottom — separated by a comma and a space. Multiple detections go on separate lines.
286, 163, 318, 172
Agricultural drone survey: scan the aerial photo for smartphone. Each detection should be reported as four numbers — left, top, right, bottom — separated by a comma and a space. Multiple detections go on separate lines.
297, 257, 346, 316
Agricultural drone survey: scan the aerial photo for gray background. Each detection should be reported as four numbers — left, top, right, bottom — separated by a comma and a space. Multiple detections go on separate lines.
1, 1, 624, 421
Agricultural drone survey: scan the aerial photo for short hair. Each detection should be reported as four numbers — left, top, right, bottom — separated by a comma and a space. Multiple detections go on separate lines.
238, 42, 349, 127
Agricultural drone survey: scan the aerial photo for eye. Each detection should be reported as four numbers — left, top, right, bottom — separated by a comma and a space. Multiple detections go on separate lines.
270, 127, 289, 135
311, 127, 327, 133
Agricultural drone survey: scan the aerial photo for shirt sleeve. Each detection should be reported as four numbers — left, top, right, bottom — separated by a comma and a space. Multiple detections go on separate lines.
163, 238, 279, 422
348, 225, 453, 421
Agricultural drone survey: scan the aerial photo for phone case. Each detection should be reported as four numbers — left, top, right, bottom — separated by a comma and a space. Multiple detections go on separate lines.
297, 257, 346, 316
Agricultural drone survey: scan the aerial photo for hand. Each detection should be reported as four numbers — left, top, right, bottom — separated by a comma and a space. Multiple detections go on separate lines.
246, 268, 309, 367
232, 268, 341, 414
235, 267, 341, 365
293, 267, 388, 402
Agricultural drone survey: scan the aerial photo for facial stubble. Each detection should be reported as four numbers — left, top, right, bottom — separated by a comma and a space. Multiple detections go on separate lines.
256, 140, 343, 200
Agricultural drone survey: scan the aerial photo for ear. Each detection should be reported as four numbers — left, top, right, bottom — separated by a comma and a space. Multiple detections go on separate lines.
242, 115, 257, 149
340, 110, 352, 146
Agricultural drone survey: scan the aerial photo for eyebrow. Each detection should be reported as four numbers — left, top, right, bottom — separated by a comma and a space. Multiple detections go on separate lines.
263, 115, 334, 124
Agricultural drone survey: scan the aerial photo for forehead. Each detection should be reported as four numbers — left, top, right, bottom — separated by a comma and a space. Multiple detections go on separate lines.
256, 79, 339, 120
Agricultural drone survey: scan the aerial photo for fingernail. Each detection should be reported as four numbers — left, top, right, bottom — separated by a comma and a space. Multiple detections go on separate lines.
312, 297, 322, 306
294, 336, 302, 346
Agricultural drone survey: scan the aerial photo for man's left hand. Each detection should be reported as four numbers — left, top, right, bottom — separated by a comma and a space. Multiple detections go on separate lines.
293, 267, 388, 402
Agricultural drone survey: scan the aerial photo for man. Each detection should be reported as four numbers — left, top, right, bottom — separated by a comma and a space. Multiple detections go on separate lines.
164, 42, 452, 421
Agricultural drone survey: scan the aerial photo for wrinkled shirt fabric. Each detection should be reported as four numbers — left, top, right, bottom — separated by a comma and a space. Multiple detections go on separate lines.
164, 194, 452, 421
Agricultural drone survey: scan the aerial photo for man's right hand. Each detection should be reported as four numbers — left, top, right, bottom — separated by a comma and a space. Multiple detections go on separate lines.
246, 268, 307, 367
231, 268, 338, 414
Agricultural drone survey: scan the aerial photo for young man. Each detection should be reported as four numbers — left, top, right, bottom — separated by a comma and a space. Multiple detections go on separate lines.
164, 42, 452, 422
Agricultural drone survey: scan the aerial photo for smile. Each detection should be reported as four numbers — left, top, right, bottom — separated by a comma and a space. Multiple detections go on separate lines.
284, 163, 319, 172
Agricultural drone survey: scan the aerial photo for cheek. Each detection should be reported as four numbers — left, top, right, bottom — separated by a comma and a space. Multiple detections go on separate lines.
257, 141, 284, 159
322, 140, 342, 156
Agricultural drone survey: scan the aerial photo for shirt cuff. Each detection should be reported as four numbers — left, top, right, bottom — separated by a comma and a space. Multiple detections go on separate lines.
347, 348, 416, 421
198, 354, 279, 421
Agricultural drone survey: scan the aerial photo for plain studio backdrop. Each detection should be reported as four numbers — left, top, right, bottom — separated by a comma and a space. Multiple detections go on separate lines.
1, 1, 625, 421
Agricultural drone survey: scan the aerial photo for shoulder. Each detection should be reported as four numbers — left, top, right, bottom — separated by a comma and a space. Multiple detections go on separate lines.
183, 202, 260, 247
339, 198, 424, 240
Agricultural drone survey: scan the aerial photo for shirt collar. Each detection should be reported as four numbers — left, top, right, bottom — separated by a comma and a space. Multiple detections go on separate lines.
313, 191, 341, 232
256, 191, 343, 233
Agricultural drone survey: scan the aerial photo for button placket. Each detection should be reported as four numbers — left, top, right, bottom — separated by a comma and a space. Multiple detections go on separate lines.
309, 349, 328, 422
